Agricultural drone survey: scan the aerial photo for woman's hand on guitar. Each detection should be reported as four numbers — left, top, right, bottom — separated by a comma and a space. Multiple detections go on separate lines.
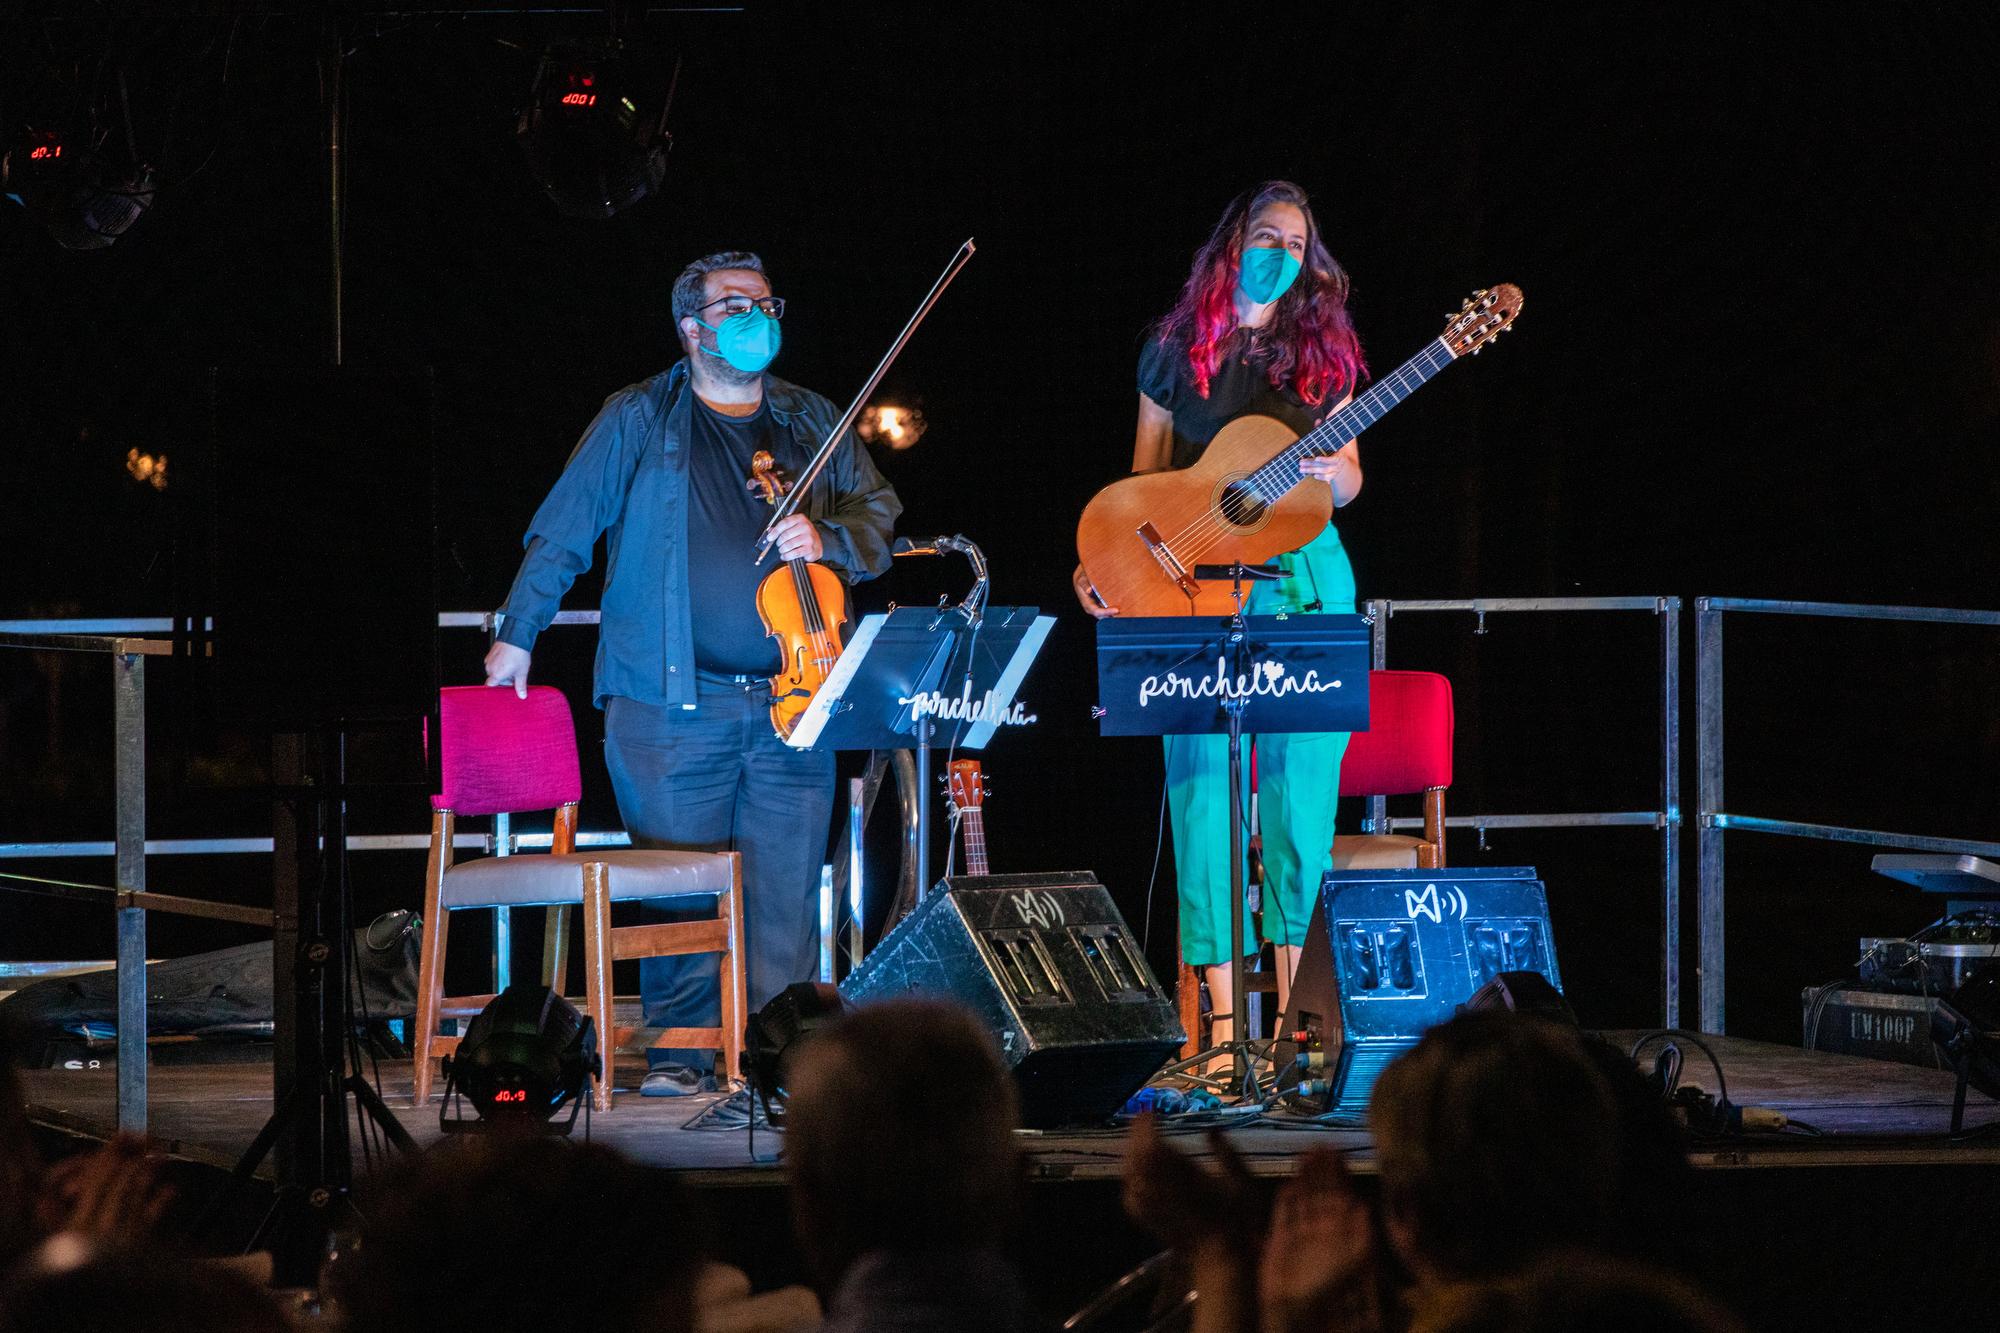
1072, 563, 1117, 619
1299, 447, 1351, 482
1301, 439, 1363, 507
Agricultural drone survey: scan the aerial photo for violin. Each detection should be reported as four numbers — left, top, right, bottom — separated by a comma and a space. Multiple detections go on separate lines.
749, 451, 848, 740
747, 237, 977, 740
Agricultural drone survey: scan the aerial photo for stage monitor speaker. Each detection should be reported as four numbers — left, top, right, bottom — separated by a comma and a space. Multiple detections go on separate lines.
839, 872, 1185, 1128
1278, 866, 1563, 1117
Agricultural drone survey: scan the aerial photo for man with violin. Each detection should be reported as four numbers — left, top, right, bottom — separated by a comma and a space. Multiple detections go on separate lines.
484, 250, 901, 1096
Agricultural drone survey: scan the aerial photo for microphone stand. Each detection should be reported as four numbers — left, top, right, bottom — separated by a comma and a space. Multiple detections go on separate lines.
1153, 560, 1284, 1101
888, 534, 990, 893
892, 533, 988, 625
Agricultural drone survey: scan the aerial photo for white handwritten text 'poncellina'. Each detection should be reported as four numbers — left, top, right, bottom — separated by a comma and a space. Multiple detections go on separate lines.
897, 681, 1039, 726
1136, 658, 1343, 708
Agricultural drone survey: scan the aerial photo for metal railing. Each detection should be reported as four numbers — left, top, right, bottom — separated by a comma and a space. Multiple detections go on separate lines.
0, 615, 632, 1010
5, 598, 1687, 1114
1365, 597, 1682, 1027
0, 630, 174, 1131
1695, 598, 2000, 1033
16, 599, 1998, 1059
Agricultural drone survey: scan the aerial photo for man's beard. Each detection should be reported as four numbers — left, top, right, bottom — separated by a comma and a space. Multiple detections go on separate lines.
694, 338, 764, 388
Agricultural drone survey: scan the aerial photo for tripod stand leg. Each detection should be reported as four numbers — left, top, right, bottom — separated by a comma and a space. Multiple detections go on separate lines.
345, 1074, 419, 1155
192, 1078, 308, 1238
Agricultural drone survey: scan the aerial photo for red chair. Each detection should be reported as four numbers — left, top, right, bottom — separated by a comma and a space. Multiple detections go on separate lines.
1174, 670, 1455, 1056
412, 686, 746, 1111
1330, 669, 1455, 872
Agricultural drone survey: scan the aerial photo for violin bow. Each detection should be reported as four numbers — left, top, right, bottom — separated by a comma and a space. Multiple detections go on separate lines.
752, 237, 977, 565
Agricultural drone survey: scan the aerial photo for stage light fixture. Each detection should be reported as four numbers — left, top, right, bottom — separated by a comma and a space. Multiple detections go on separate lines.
516, 41, 677, 219
440, 984, 597, 1134
856, 403, 927, 450
742, 981, 844, 1125
3, 126, 156, 251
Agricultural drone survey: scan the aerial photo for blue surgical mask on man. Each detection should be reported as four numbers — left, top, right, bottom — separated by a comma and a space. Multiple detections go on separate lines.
1237, 245, 1303, 305
695, 306, 782, 373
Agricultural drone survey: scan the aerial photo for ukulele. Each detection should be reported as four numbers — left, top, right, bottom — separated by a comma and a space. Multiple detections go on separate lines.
1076, 285, 1523, 617
946, 759, 991, 876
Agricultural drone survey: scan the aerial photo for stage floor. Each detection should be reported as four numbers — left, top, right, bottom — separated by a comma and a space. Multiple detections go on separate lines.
21, 1032, 2000, 1181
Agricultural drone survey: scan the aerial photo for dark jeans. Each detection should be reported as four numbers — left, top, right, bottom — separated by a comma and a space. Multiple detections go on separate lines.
604, 679, 834, 1071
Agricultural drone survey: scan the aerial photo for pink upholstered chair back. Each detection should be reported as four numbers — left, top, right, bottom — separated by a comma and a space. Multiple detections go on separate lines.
1338, 670, 1454, 798
432, 686, 582, 816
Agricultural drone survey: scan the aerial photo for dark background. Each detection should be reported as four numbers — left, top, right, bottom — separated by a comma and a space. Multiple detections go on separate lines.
4, 2, 1998, 1043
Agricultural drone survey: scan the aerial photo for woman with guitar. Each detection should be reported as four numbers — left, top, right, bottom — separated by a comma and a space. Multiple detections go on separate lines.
1072, 180, 1366, 1058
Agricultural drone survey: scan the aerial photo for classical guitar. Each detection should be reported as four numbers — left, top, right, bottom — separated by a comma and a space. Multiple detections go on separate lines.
1076, 284, 1523, 617
946, 758, 991, 876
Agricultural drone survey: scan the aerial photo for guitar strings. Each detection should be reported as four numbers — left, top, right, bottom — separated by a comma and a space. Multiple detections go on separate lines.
1157, 337, 1456, 567
1160, 338, 1448, 558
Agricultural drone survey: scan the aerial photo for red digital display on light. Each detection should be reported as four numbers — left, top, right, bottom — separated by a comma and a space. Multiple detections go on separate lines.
492, 1089, 528, 1103
560, 92, 596, 107
29, 144, 60, 161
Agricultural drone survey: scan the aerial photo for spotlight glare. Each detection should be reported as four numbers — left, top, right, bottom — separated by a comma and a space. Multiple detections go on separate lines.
857, 403, 927, 450
124, 448, 168, 491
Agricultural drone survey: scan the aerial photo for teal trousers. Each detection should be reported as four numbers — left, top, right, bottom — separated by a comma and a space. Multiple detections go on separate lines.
1167, 525, 1356, 967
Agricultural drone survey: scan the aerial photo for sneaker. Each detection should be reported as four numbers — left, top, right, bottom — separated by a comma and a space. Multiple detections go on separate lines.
640, 1065, 717, 1097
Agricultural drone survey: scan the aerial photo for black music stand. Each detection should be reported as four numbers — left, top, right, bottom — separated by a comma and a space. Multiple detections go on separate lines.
786, 604, 1054, 897
1094, 567, 1368, 1098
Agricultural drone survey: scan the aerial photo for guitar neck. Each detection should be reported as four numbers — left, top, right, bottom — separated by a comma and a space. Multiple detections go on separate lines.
961, 808, 989, 876
1246, 337, 1458, 496
1310, 337, 1457, 452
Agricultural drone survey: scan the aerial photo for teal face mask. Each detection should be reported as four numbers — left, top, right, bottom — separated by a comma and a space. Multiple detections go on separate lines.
1237, 246, 1303, 305
695, 306, 782, 373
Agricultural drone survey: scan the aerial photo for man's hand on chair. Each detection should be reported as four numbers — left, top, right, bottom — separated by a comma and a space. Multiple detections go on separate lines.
484, 642, 531, 699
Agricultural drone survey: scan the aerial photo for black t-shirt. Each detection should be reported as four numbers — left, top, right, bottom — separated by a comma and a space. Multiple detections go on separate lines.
685, 398, 786, 675
1137, 328, 1322, 470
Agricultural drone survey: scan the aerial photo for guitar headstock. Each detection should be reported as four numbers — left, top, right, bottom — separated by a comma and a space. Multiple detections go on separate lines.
1440, 284, 1523, 358
946, 759, 986, 813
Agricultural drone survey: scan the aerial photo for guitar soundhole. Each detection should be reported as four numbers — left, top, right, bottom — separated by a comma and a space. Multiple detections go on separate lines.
1217, 479, 1268, 529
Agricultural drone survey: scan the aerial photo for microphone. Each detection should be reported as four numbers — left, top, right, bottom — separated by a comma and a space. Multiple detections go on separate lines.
893, 535, 972, 557
891, 534, 990, 622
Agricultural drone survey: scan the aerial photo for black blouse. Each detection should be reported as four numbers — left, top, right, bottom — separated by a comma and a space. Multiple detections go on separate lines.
1137, 328, 1322, 470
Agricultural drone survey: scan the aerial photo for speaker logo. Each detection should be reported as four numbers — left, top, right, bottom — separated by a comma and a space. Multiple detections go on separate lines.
1010, 890, 1067, 929
1404, 883, 1469, 924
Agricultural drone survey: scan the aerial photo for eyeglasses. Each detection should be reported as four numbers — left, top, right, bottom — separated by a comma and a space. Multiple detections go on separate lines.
697, 294, 786, 320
